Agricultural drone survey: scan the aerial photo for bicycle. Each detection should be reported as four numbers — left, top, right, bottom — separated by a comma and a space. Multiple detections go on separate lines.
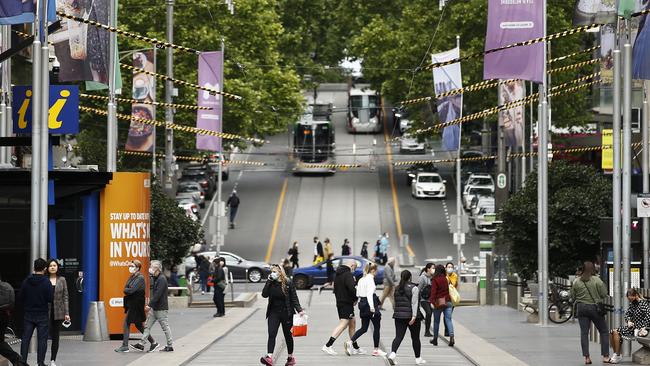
548, 282, 574, 324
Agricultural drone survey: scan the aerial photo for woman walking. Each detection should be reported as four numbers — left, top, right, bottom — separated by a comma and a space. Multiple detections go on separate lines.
260, 264, 304, 366
198, 255, 210, 295
418, 263, 434, 337
609, 288, 650, 363
428, 264, 454, 347
318, 253, 335, 294
288, 242, 299, 268
570, 261, 611, 365
47, 259, 69, 366
345, 263, 386, 357
387, 270, 427, 365
212, 258, 227, 318
115, 260, 154, 352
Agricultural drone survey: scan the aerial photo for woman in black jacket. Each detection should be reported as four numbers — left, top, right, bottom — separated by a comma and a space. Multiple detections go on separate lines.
212, 258, 226, 318
115, 260, 154, 353
387, 270, 426, 365
260, 264, 304, 366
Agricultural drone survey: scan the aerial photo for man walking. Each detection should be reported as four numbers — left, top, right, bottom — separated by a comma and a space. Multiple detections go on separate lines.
0, 276, 25, 365
313, 236, 324, 264
131, 261, 173, 353
227, 190, 240, 229
380, 258, 397, 310
322, 260, 365, 355
20, 258, 53, 366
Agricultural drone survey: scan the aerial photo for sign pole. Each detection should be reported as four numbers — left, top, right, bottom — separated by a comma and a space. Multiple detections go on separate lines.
538, 0, 549, 327
164, 0, 175, 193
643, 81, 649, 287
0, 25, 8, 164
455, 35, 463, 271
31, 0, 43, 264
39, 0, 50, 259
106, 0, 117, 172
612, 19, 623, 330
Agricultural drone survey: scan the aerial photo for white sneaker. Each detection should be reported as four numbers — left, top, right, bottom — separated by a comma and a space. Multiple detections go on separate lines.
415, 357, 427, 365
321, 345, 338, 356
609, 354, 622, 364
344, 341, 352, 356
352, 348, 367, 355
387, 352, 397, 365
372, 349, 387, 357
50, 362, 57, 366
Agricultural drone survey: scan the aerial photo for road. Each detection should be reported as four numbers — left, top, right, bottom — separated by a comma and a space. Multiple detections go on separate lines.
197, 84, 488, 271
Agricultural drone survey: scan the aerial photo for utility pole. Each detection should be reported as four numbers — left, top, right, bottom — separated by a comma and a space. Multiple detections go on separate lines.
0, 25, 9, 164
31, 0, 43, 264
39, 0, 50, 259
164, 0, 175, 193
496, 81, 507, 211
455, 35, 463, 271
622, 19, 633, 340
643, 81, 649, 288
106, 0, 117, 172
215, 38, 225, 257
612, 35, 623, 331
538, 0, 549, 326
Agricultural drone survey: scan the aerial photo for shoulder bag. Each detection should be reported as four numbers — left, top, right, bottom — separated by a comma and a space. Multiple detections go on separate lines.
448, 278, 461, 306
581, 280, 608, 316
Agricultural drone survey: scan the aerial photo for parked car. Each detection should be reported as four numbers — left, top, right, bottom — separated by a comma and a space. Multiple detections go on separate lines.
405, 162, 438, 186
465, 173, 495, 191
292, 256, 385, 290
399, 134, 426, 154
176, 198, 200, 221
471, 199, 497, 233
180, 170, 216, 199
176, 184, 205, 208
411, 172, 446, 199
207, 153, 230, 181
183, 251, 271, 283
462, 186, 493, 211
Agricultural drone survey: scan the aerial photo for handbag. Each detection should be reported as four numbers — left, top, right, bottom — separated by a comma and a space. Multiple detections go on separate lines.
216, 280, 227, 290
580, 279, 608, 316
448, 279, 461, 306
434, 296, 447, 309
292, 314, 308, 337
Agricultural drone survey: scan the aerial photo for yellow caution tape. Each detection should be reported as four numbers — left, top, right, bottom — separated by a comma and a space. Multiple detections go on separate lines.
80, 93, 212, 111
548, 46, 600, 64
119, 150, 268, 165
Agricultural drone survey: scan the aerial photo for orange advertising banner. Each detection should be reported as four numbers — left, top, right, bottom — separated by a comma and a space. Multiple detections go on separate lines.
99, 172, 151, 335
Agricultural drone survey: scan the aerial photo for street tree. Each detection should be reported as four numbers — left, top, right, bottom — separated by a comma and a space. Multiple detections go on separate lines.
497, 161, 612, 280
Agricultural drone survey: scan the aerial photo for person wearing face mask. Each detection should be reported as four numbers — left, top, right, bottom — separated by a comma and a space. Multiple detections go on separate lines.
130, 261, 173, 353
261, 264, 304, 366
345, 263, 386, 357
115, 260, 154, 353
608, 289, 650, 363
443, 262, 458, 337
417, 263, 435, 337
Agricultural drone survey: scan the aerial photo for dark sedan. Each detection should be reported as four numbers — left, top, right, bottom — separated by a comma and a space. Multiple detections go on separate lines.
292, 256, 385, 290
183, 251, 272, 283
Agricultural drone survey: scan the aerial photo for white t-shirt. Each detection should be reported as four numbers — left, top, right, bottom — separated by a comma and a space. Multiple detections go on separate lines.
356, 274, 377, 311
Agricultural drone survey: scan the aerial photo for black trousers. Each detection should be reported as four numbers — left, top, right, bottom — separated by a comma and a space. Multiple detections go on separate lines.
420, 300, 432, 335
0, 315, 20, 365
213, 287, 226, 315
49, 311, 61, 361
351, 316, 381, 348
21, 312, 48, 366
267, 312, 293, 354
391, 318, 421, 358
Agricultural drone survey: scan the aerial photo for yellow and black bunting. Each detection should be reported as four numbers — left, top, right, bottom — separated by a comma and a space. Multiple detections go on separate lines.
548, 59, 599, 74
80, 93, 212, 111
295, 163, 364, 169
548, 46, 600, 64
118, 150, 267, 165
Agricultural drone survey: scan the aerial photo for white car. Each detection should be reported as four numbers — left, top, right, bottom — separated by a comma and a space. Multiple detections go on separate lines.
400, 134, 426, 154
472, 200, 497, 233
411, 173, 446, 198
462, 186, 493, 210
399, 117, 411, 134
465, 173, 495, 190
177, 199, 200, 221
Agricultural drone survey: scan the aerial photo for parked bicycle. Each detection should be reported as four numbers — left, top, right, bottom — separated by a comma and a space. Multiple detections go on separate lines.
548, 282, 574, 324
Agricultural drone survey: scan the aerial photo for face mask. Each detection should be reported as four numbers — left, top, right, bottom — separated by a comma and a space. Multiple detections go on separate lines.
128, 266, 137, 274
446, 268, 454, 274
632, 299, 640, 305
270, 272, 279, 281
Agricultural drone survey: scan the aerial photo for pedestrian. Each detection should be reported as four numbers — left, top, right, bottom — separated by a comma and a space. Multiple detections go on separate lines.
417, 263, 435, 337
322, 260, 365, 356
0, 275, 26, 366
47, 259, 70, 366
130, 260, 174, 353
198, 255, 210, 295
373, 240, 381, 263
115, 260, 154, 353
360, 241, 369, 259
212, 258, 227, 318
313, 236, 324, 264
387, 270, 427, 366
570, 261, 611, 365
282, 258, 293, 278
444, 262, 458, 337
324, 238, 334, 259
428, 264, 454, 347
288, 242, 299, 268
345, 263, 386, 357
341, 239, 351, 256
169, 264, 180, 296
318, 253, 336, 294
379, 233, 390, 265
220, 257, 230, 288
380, 257, 397, 310
260, 264, 304, 366
20, 258, 53, 366
227, 190, 240, 229
608, 288, 650, 363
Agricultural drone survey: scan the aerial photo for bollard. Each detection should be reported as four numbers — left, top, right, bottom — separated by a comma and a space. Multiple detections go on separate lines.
83, 301, 110, 341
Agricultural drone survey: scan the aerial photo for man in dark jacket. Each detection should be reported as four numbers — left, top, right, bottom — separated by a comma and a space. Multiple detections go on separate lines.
115, 260, 153, 353
226, 190, 240, 229
322, 260, 364, 355
20, 258, 53, 366
131, 260, 173, 353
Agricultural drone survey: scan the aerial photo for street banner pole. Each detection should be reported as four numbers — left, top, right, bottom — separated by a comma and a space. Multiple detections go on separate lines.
643, 81, 649, 288
31, 0, 43, 264
39, 0, 50, 259
538, 0, 549, 326
622, 16, 633, 327
216, 38, 225, 257
4, 25, 12, 165
456, 35, 463, 271
0, 25, 9, 164
164, 0, 175, 193
107, 0, 117, 172
152, 47, 157, 176
612, 33, 623, 330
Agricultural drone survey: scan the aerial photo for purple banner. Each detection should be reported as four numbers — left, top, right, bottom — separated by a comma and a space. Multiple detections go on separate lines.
483, 0, 544, 83
196, 51, 223, 152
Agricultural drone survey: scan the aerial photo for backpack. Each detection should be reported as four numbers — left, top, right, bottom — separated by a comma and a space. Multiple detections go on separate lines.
0, 281, 15, 310
420, 283, 431, 301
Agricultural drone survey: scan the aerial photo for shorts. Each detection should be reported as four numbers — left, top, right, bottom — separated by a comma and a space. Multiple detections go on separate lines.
337, 304, 355, 320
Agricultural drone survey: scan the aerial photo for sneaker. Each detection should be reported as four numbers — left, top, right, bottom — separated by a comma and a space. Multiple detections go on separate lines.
148, 342, 160, 352
285, 356, 296, 366
160, 346, 174, 352
201, 291, 205, 295
352, 348, 367, 355
344, 341, 352, 356
372, 349, 387, 357
609, 354, 622, 364
50, 361, 57, 366
260, 355, 273, 366
415, 358, 427, 365
130, 343, 145, 352
114, 345, 130, 353
321, 345, 337, 356
429, 338, 438, 346
387, 352, 397, 365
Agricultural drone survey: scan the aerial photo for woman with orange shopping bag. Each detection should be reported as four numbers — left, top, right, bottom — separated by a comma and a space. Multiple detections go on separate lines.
261, 264, 304, 366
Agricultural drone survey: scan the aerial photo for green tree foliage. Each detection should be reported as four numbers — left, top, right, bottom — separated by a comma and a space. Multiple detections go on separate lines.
497, 161, 611, 280
150, 181, 203, 266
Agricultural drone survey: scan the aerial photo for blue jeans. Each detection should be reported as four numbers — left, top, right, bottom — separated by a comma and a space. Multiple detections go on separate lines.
229, 206, 238, 224
21, 312, 48, 366
199, 273, 209, 293
432, 302, 454, 337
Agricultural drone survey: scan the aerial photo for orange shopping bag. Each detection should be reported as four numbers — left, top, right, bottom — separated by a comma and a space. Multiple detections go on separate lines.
292, 314, 308, 337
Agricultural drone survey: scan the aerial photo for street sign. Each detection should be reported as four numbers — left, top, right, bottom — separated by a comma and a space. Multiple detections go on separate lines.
453, 232, 465, 245
497, 173, 507, 189
449, 214, 470, 233
638, 194, 650, 217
